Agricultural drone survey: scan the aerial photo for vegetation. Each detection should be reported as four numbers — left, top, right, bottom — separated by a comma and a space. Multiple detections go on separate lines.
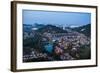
23, 33, 43, 52
36, 25, 68, 34
78, 45, 91, 59
72, 24, 91, 37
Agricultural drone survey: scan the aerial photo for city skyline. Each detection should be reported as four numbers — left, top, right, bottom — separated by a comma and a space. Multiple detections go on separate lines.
23, 10, 91, 27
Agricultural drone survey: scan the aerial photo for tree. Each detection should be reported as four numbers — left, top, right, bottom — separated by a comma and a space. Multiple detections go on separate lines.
78, 45, 91, 59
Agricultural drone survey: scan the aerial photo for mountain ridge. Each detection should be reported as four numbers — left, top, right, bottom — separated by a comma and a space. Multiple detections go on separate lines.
36, 25, 68, 33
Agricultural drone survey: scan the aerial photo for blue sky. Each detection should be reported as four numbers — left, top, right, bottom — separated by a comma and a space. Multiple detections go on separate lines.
23, 10, 91, 27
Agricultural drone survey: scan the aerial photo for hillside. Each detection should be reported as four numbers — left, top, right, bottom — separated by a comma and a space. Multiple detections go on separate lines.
71, 24, 91, 37
36, 25, 68, 33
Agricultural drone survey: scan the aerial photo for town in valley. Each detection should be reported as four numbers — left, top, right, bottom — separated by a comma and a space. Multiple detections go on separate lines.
23, 23, 91, 62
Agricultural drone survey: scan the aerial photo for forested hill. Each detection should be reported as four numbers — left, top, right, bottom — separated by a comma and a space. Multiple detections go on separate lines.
71, 24, 91, 37
36, 25, 68, 33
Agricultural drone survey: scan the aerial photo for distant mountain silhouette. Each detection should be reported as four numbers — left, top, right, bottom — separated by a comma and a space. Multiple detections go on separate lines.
23, 24, 32, 26
34, 23, 45, 29
71, 24, 91, 37
23, 24, 45, 32
36, 25, 68, 33
23, 24, 32, 33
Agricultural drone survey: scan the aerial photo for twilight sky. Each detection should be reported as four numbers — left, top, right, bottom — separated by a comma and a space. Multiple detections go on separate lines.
23, 10, 91, 27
